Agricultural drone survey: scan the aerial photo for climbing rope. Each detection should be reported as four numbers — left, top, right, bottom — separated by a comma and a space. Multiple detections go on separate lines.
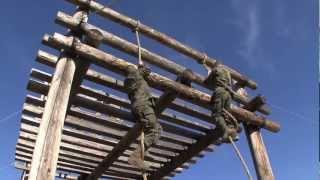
228, 136, 254, 180
222, 108, 253, 180
134, 20, 148, 180
201, 62, 253, 180
140, 131, 147, 180
134, 21, 143, 65
200, 53, 211, 75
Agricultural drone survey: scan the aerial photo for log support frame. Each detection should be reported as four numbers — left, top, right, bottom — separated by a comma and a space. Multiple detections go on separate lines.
16, 1, 280, 179
241, 94, 275, 180
28, 8, 104, 180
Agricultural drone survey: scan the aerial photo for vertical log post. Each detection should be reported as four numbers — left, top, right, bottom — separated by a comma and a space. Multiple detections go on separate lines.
239, 90, 275, 180
28, 9, 89, 180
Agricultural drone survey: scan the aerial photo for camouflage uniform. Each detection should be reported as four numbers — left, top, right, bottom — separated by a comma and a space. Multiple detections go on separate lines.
125, 65, 162, 169
209, 66, 238, 143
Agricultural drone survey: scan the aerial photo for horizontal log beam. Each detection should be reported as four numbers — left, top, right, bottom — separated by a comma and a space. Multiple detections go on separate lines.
43, 33, 280, 132
27, 78, 202, 143
23, 94, 190, 155
64, 0, 258, 90
35, 53, 215, 132
55, 11, 270, 115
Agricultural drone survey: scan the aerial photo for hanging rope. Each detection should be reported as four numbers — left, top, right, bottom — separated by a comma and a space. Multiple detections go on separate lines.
222, 108, 253, 180
134, 19, 148, 180
229, 136, 254, 180
200, 53, 211, 75
134, 21, 143, 65
140, 131, 147, 180
201, 62, 253, 180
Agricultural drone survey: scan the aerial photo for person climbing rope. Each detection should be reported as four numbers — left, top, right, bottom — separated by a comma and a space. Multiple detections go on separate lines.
125, 64, 162, 171
208, 62, 241, 144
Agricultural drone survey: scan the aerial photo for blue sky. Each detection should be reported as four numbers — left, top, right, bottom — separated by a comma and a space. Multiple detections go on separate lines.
0, 0, 318, 179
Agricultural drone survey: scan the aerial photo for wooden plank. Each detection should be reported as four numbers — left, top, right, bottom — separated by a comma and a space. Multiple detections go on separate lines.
27, 77, 203, 142
16, 155, 142, 180
18, 121, 169, 166
55, 11, 270, 115
31, 66, 213, 133
16, 146, 156, 177
43, 33, 280, 132
22, 105, 184, 158
15, 161, 78, 180
64, 0, 258, 90
147, 128, 221, 179
240, 94, 275, 180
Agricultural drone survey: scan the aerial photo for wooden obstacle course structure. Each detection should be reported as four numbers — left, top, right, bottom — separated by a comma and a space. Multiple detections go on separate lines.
15, 1, 280, 180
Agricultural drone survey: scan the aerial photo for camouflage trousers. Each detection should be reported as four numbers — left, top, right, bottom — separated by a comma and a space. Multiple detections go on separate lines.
133, 100, 162, 150
211, 87, 233, 136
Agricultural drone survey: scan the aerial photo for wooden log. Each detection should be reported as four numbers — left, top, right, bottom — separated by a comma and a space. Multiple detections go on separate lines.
154, 69, 192, 115
16, 146, 156, 178
23, 93, 204, 165
240, 94, 275, 180
34, 54, 215, 132
15, 161, 78, 180
28, 9, 91, 180
43, 33, 280, 132
29, 69, 208, 140
64, 0, 258, 90
23, 100, 188, 157
16, 154, 142, 180
55, 11, 270, 115
27, 78, 202, 142
19, 117, 171, 166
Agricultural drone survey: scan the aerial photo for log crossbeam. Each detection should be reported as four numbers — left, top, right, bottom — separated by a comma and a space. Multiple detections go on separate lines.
15, 1, 280, 179
42, 32, 280, 132
55, 11, 270, 115
64, 0, 258, 90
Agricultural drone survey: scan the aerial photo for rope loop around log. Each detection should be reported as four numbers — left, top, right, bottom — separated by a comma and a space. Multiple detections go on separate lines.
134, 20, 141, 32
200, 53, 212, 75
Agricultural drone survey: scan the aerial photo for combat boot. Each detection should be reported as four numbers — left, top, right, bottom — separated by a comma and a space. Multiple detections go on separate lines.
128, 146, 150, 171
220, 128, 239, 144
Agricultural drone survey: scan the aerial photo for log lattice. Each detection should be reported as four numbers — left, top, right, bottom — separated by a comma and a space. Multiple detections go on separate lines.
15, 1, 280, 180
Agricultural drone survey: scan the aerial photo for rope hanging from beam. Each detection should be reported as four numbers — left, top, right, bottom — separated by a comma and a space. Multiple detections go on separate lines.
134, 19, 148, 180
202, 64, 253, 180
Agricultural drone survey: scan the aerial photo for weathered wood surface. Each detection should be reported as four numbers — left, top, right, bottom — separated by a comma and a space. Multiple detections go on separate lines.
43, 33, 280, 132
36, 51, 215, 131
55, 11, 270, 115
28, 51, 78, 180
23, 85, 200, 179
28, 9, 92, 180
27, 77, 204, 143
15, 161, 77, 180
64, 0, 258, 90
147, 128, 221, 179
240, 94, 275, 180
18, 116, 183, 171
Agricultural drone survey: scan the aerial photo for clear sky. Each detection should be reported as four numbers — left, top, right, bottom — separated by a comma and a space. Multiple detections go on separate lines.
0, 0, 318, 179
